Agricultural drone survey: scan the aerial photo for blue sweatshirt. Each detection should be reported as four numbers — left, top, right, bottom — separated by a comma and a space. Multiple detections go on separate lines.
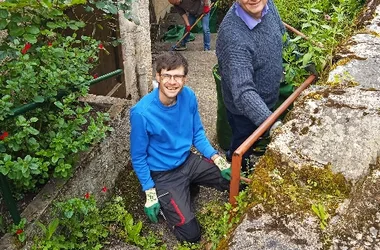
130, 86, 217, 191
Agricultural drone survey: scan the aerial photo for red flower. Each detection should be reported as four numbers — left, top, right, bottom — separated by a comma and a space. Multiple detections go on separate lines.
21, 43, 32, 54
93, 73, 99, 79
48, 41, 53, 47
98, 43, 104, 50
101, 186, 107, 193
16, 229, 23, 235
0, 131, 9, 140
84, 192, 90, 199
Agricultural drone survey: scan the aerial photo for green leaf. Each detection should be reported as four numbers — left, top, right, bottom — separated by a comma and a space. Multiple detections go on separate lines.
36, 221, 47, 235
0, 9, 8, 19
26, 26, 40, 35
0, 165, 9, 175
32, 16, 41, 24
64, 210, 74, 219
84, 6, 94, 12
30, 117, 38, 122
33, 96, 44, 103
310, 8, 322, 13
40, 0, 52, 8
50, 9, 63, 16
76, 21, 85, 28
23, 34, 37, 44
302, 53, 312, 67
9, 25, 25, 37
321, 24, 332, 30
47, 218, 59, 240
107, 4, 118, 15
71, 0, 87, 4
68, 23, 78, 30
54, 101, 64, 109
46, 22, 57, 29
27, 127, 39, 135
0, 19, 7, 29
95, 1, 106, 9
52, 156, 59, 163
10, 13, 23, 23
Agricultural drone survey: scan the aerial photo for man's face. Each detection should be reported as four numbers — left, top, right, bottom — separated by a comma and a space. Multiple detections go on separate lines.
156, 66, 186, 105
238, 0, 268, 19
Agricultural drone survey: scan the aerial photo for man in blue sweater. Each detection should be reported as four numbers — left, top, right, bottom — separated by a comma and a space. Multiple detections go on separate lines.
216, 0, 285, 171
130, 51, 231, 243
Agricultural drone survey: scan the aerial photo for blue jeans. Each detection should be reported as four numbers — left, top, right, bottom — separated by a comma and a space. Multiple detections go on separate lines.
182, 12, 211, 51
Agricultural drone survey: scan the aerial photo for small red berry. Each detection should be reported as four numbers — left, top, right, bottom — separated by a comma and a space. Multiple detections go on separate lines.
0, 131, 9, 140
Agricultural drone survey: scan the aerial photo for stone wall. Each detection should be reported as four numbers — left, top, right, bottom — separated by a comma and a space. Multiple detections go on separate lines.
119, 0, 153, 103
227, 1, 380, 249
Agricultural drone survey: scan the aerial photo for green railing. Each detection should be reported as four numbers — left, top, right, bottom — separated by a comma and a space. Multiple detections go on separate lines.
0, 69, 123, 225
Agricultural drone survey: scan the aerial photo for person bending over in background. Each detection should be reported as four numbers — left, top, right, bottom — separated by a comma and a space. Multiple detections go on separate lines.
168, 0, 212, 51
130, 51, 231, 243
216, 0, 285, 172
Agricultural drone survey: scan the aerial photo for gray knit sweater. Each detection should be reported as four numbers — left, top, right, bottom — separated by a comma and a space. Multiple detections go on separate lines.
216, 0, 285, 126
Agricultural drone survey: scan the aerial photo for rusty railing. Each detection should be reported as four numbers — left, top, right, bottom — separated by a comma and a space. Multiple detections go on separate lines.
229, 74, 317, 205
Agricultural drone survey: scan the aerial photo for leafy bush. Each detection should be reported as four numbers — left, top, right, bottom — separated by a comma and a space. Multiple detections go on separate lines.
32, 195, 165, 250
216, 0, 365, 84
0, 0, 133, 192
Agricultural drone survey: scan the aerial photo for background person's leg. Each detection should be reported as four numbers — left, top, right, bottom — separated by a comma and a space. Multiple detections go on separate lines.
201, 13, 211, 50
181, 14, 197, 47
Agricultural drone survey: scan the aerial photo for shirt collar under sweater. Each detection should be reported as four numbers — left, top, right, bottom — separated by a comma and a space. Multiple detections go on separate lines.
235, 2, 269, 30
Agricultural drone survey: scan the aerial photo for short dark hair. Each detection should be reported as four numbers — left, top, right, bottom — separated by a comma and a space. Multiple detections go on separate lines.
155, 51, 188, 75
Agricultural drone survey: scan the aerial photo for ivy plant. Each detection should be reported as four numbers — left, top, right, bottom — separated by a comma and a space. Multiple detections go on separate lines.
0, 0, 121, 192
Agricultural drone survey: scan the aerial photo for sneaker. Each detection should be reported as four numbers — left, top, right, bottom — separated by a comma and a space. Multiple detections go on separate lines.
174, 44, 187, 51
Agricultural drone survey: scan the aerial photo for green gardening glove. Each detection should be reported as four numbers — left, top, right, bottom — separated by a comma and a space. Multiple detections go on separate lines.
144, 188, 160, 223
214, 156, 232, 181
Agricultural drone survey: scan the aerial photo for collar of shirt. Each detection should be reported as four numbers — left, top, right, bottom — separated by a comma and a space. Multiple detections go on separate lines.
234, 2, 269, 30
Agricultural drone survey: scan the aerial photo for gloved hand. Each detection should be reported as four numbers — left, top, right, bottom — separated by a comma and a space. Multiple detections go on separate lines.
185, 25, 191, 33
269, 121, 283, 137
144, 188, 160, 223
214, 156, 231, 181
203, 5, 211, 14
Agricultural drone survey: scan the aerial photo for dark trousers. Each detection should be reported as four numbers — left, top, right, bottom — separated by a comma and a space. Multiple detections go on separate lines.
151, 153, 229, 243
225, 109, 259, 172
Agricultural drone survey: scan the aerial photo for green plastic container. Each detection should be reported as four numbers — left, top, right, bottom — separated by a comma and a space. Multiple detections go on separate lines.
212, 64, 232, 150
212, 64, 295, 152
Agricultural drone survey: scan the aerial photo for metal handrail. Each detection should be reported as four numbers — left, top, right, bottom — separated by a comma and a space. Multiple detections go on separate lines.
7, 69, 123, 119
229, 74, 317, 205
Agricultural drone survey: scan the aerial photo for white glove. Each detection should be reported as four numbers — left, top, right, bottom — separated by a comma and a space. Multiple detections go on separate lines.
144, 188, 160, 223
214, 156, 231, 180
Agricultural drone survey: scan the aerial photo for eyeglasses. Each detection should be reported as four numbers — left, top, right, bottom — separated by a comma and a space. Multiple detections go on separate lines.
160, 73, 186, 82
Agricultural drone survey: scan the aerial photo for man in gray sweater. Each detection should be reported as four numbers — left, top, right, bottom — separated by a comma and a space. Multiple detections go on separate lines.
216, 0, 285, 171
